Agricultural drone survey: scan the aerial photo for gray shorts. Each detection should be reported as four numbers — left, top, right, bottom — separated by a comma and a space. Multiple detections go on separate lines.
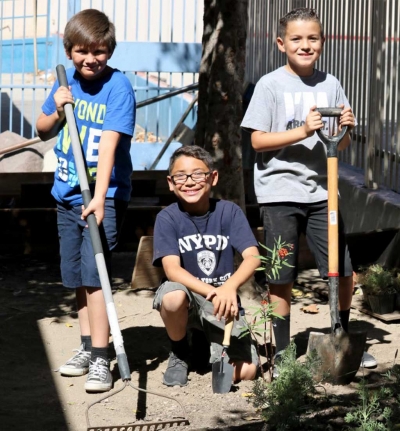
153, 281, 259, 366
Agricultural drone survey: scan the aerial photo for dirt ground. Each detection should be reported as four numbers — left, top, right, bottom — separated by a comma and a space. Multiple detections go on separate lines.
1, 252, 400, 431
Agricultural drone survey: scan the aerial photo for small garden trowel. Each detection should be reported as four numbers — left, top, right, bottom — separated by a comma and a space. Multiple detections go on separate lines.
212, 316, 234, 394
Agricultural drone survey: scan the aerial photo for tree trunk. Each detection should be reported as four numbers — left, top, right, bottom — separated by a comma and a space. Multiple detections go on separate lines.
195, 0, 248, 210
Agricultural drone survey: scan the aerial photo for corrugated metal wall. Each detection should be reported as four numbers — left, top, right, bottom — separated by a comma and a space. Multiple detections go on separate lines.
246, 0, 400, 192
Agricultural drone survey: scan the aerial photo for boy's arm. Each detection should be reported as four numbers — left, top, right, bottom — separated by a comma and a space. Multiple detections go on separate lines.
206, 246, 260, 320
81, 130, 121, 225
251, 106, 323, 152
161, 255, 215, 297
36, 86, 74, 141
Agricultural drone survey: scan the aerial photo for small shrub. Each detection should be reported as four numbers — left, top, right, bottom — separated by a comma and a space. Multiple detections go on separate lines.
252, 342, 319, 430
344, 378, 392, 431
358, 264, 396, 296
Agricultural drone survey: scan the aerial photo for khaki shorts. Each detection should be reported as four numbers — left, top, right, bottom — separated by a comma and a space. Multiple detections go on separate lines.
153, 281, 259, 366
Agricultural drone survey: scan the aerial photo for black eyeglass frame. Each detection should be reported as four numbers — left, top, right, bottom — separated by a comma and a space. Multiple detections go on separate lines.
170, 171, 212, 185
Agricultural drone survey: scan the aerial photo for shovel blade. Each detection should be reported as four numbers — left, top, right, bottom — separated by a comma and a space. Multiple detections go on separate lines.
212, 360, 234, 393
307, 329, 367, 385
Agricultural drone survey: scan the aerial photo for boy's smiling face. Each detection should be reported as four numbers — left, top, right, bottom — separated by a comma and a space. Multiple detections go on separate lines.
66, 43, 111, 80
167, 155, 218, 215
277, 19, 324, 77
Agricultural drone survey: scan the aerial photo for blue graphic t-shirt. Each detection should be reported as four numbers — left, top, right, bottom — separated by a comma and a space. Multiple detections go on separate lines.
153, 199, 258, 286
42, 67, 136, 205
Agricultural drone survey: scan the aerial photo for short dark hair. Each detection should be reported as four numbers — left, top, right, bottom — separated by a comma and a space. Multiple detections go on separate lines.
279, 8, 324, 39
169, 145, 214, 173
63, 9, 116, 55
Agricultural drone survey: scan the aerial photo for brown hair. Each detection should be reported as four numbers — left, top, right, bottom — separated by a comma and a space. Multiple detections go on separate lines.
63, 9, 116, 55
279, 8, 324, 39
169, 145, 214, 173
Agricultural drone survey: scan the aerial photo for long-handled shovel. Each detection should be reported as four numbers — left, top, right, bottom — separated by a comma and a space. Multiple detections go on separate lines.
307, 108, 367, 385
56, 65, 189, 430
212, 316, 234, 393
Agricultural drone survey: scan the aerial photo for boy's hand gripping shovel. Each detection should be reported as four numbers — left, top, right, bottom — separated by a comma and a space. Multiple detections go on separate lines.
212, 316, 235, 393
56, 65, 189, 430
306, 108, 367, 385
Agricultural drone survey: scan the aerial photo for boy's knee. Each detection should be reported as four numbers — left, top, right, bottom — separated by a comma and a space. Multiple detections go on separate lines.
161, 289, 188, 313
233, 362, 257, 381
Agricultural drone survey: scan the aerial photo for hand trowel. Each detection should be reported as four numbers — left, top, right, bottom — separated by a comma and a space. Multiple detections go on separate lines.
212, 316, 234, 393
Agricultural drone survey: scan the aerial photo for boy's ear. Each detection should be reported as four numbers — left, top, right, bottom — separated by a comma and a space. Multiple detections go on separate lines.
167, 176, 175, 192
65, 49, 72, 60
276, 37, 286, 53
211, 170, 219, 186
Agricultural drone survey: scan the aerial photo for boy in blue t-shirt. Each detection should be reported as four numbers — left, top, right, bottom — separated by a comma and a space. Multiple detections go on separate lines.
152, 145, 260, 387
36, 9, 136, 392
241, 8, 376, 375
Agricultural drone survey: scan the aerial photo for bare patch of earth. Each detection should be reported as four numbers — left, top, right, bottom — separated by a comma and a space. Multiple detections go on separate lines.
1, 253, 399, 431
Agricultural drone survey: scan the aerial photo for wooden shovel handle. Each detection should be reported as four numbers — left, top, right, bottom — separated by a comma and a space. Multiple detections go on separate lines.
222, 316, 234, 347
327, 157, 339, 276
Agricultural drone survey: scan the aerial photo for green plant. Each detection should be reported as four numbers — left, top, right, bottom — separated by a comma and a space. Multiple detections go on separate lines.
344, 378, 392, 431
394, 273, 400, 294
256, 236, 294, 281
358, 264, 396, 296
383, 350, 400, 403
252, 342, 320, 430
240, 296, 283, 380
242, 237, 294, 379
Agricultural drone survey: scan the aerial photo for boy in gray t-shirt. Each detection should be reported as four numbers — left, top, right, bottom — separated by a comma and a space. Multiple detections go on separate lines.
241, 7, 377, 375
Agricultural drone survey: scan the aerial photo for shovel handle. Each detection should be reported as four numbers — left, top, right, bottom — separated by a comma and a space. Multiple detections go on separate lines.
315, 107, 348, 157
222, 316, 234, 347
327, 157, 339, 276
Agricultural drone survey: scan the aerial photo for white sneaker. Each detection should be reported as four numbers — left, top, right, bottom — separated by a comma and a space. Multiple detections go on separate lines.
84, 357, 112, 392
272, 351, 284, 379
59, 344, 91, 376
361, 351, 377, 368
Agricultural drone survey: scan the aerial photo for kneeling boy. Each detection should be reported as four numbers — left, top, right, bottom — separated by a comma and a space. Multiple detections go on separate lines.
152, 145, 260, 387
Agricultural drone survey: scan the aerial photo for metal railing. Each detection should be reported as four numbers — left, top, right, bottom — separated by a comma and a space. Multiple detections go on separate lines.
246, 0, 400, 193
0, 83, 199, 171
0, 0, 203, 145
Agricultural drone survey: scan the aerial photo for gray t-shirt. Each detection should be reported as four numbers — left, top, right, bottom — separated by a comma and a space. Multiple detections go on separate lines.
241, 66, 351, 204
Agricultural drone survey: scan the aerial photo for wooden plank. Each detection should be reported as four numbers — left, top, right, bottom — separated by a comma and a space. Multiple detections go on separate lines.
131, 236, 165, 290
351, 294, 400, 322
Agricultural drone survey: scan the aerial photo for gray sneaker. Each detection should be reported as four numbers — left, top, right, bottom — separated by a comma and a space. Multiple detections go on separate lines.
163, 352, 189, 387
59, 344, 91, 376
84, 357, 112, 392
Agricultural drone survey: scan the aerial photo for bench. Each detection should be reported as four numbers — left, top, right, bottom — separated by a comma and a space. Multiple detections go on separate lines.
131, 235, 165, 290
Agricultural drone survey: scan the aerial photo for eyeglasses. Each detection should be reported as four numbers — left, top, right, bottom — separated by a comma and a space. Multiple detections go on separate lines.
170, 171, 211, 185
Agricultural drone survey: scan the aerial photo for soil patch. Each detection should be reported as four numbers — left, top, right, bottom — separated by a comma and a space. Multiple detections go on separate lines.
1, 253, 399, 431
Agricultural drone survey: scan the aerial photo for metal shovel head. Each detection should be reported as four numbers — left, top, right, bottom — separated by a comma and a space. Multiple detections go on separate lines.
212, 358, 234, 394
307, 329, 367, 385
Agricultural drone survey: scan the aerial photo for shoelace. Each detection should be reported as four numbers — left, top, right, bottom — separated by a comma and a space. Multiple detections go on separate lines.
88, 358, 109, 381
169, 354, 188, 369
65, 348, 91, 366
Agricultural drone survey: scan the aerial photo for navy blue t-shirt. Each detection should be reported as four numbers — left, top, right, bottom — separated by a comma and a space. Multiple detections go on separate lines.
153, 199, 258, 286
